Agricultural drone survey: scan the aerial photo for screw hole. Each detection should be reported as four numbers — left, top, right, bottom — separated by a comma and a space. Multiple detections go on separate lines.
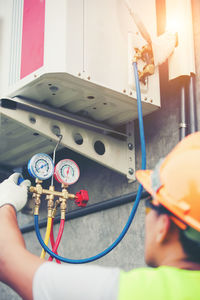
87, 96, 95, 100
29, 117, 36, 124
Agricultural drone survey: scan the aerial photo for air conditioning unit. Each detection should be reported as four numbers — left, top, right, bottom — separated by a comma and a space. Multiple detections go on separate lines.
0, 0, 160, 180
0, 0, 160, 127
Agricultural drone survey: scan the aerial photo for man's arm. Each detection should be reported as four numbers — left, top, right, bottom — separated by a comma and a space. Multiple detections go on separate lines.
0, 174, 45, 300
0, 174, 120, 300
0, 205, 44, 300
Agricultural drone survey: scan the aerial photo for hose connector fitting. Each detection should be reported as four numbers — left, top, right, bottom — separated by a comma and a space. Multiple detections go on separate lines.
34, 194, 41, 215
47, 186, 55, 218
33, 179, 43, 215
52, 199, 61, 218
60, 198, 67, 220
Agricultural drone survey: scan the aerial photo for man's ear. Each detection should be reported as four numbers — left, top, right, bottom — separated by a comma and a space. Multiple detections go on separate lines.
156, 214, 171, 244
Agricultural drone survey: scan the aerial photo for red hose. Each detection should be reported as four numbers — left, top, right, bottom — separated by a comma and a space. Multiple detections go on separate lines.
49, 218, 65, 263
49, 218, 61, 264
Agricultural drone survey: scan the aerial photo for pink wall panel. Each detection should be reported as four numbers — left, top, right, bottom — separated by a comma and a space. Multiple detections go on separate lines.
20, 0, 45, 79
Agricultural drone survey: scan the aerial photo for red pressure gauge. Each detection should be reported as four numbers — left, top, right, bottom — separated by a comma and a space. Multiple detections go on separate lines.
54, 159, 80, 185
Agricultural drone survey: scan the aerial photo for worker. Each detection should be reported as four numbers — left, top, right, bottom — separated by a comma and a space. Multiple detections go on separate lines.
0, 132, 200, 300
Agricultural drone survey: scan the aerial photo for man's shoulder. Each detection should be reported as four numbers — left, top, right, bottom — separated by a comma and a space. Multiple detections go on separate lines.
119, 266, 200, 300
120, 265, 200, 281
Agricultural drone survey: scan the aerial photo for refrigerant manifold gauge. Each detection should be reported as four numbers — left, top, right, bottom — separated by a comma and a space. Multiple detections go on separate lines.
28, 153, 54, 180
54, 159, 80, 185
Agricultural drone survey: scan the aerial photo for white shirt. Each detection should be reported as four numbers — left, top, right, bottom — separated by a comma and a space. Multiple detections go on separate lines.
33, 262, 120, 300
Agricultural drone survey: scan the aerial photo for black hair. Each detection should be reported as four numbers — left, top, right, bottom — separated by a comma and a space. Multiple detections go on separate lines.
157, 207, 200, 263
179, 230, 200, 264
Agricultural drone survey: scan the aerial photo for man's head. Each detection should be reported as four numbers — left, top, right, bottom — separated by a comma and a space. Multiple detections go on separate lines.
136, 132, 200, 267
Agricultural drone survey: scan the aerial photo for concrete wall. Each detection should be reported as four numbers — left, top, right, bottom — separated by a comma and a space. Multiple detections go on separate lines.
1, 0, 200, 298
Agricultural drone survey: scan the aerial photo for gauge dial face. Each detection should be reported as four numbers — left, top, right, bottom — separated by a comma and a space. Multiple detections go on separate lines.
54, 159, 80, 185
28, 153, 54, 180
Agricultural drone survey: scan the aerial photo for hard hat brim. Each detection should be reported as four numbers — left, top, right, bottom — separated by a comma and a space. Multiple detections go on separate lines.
136, 169, 154, 195
136, 169, 190, 230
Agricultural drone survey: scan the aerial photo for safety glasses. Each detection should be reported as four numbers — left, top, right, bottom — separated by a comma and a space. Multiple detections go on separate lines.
145, 196, 170, 216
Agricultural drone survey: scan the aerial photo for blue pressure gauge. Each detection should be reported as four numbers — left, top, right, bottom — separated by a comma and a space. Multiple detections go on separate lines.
28, 153, 54, 180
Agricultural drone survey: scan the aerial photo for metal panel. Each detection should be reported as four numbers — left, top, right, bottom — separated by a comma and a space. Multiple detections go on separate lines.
1, 0, 160, 127
0, 105, 136, 181
0, 114, 56, 167
9, 0, 23, 86
7, 72, 159, 126
84, 0, 160, 106
166, 0, 195, 79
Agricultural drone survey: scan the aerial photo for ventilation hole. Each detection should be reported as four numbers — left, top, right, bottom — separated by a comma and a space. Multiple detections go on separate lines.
94, 141, 105, 155
73, 133, 83, 145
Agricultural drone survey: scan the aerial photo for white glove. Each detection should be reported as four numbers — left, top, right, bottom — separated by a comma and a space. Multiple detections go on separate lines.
0, 173, 31, 212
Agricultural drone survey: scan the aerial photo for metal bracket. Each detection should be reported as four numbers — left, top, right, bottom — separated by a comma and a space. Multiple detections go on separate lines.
0, 99, 135, 182
126, 121, 136, 183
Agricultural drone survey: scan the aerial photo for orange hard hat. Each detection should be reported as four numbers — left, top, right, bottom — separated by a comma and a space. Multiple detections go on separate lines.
136, 132, 200, 232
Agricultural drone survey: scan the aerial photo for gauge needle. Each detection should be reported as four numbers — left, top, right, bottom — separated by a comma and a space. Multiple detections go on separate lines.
67, 167, 70, 176
38, 163, 47, 170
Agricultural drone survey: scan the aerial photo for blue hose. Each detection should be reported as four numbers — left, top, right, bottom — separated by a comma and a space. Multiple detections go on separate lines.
133, 61, 146, 170
34, 61, 146, 263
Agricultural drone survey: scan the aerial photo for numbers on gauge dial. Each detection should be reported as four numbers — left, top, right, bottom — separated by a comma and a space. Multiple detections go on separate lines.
54, 159, 80, 185
28, 153, 54, 180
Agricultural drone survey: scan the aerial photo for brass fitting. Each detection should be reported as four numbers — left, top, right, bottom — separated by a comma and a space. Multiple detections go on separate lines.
34, 194, 41, 215
139, 64, 155, 84
61, 183, 68, 199
133, 44, 155, 84
46, 186, 55, 218
133, 47, 142, 63
33, 179, 43, 215
60, 185, 68, 220
29, 179, 43, 194
68, 193, 76, 200
140, 44, 154, 64
52, 199, 61, 218
60, 197, 67, 220
29, 180, 77, 218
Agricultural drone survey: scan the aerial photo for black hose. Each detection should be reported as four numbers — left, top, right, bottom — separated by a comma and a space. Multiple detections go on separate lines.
20, 190, 149, 234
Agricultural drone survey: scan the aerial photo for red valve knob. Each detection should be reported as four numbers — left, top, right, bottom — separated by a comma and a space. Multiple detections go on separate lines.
75, 190, 89, 207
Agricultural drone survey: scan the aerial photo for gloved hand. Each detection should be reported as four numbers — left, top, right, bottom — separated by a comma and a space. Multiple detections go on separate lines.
0, 173, 31, 212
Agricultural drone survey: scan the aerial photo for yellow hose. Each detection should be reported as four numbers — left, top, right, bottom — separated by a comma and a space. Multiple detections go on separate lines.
40, 217, 52, 259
